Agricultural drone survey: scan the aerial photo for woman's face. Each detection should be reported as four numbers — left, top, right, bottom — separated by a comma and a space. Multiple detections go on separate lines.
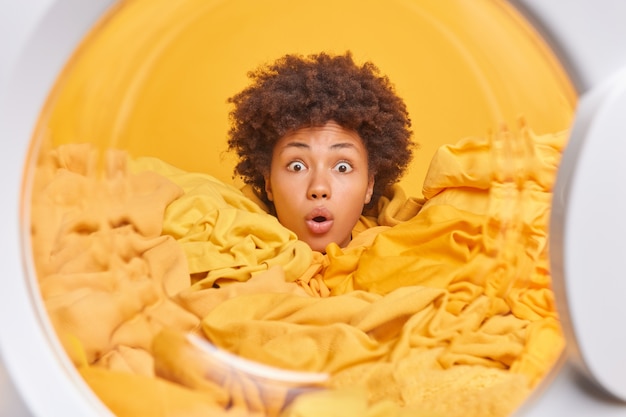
265, 121, 374, 252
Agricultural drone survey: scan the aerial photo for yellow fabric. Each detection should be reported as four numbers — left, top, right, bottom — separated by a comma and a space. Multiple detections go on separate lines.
31, 144, 200, 372
30, 123, 566, 417
79, 366, 238, 417
130, 156, 314, 288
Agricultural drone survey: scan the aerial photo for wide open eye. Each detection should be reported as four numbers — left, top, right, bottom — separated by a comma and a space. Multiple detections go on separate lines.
287, 161, 307, 172
334, 161, 353, 173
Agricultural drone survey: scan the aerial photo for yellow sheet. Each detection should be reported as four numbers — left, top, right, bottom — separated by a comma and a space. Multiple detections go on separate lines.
30, 122, 566, 417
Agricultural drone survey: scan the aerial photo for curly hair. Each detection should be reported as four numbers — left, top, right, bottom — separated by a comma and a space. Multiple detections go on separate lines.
227, 51, 414, 208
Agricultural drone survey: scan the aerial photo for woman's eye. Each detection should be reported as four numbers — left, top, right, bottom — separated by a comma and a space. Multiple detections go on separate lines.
334, 162, 353, 173
287, 161, 306, 172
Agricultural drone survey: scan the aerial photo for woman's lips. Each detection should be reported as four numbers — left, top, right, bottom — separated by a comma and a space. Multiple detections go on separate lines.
305, 207, 334, 235
306, 218, 334, 234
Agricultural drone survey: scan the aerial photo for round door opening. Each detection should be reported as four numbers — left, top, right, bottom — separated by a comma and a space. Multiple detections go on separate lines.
23, 1, 576, 416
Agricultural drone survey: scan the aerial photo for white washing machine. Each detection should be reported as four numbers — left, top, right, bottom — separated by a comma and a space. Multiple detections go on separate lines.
0, 1, 625, 416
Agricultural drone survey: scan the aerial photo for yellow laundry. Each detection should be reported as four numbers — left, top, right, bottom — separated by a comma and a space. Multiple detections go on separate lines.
31, 123, 566, 417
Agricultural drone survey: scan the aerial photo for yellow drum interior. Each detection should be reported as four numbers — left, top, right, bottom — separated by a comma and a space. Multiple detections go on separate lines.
37, 0, 575, 194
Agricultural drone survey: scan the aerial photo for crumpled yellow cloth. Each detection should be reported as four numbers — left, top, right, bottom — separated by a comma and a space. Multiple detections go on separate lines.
132, 157, 314, 287
162, 123, 565, 416
30, 122, 566, 417
31, 143, 199, 374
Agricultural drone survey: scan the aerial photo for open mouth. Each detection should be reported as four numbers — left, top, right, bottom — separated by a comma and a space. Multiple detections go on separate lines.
306, 208, 334, 235
306, 218, 333, 235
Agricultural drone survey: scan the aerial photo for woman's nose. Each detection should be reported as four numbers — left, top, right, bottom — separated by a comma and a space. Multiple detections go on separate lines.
308, 173, 331, 200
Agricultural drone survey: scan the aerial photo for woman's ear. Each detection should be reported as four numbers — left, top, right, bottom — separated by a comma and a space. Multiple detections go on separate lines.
364, 175, 375, 204
264, 174, 274, 202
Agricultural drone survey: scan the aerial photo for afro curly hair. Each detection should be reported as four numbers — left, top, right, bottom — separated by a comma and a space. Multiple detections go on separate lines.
227, 51, 415, 209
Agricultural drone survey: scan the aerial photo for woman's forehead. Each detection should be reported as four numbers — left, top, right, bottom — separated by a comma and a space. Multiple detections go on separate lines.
275, 130, 366, 160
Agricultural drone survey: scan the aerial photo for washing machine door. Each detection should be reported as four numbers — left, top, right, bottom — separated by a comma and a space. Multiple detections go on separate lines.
510, 1, 626, 414
0, 3, 117, 417
1, 1, 625, 417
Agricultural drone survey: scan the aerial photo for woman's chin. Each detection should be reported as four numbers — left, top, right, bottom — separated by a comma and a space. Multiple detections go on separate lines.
307, 241, 329, 253
303, 235, 350, 253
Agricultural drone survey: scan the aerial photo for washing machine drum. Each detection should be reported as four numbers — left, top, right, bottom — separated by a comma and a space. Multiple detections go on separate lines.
2, 1, 625, 416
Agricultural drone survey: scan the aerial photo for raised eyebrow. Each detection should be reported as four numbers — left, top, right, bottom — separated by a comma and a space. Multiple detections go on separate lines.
282, 142, 310, 150
280, 142, 358, 151
330, 142, 358, 151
